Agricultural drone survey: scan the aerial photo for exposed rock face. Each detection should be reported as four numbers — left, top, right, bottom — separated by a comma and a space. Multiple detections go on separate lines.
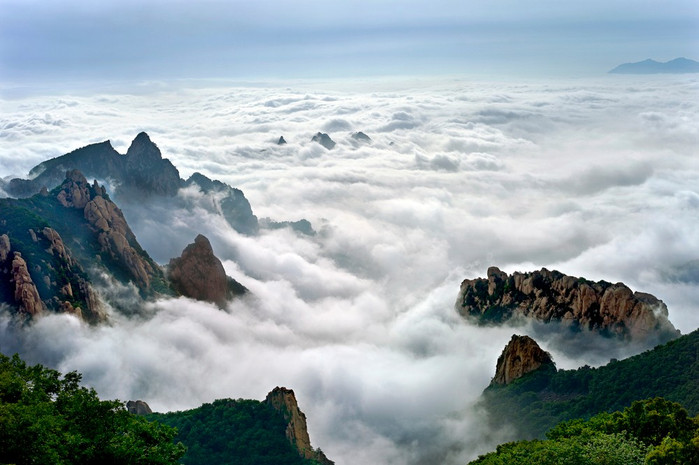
457, 267, 678, 343
11, 252, 45, 317
168, 234, 245, 307
42, 227, 73, 267
265, 387, 334, 465
56, 169, 92, 208
126, 400, 153, 415
64, 173, 157, 291
311, 132, 336, 150
492, 335, 555, 385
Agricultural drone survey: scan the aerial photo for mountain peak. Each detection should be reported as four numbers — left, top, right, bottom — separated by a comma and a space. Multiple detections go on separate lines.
492, 335, 555, 385
609, 57, 699, 74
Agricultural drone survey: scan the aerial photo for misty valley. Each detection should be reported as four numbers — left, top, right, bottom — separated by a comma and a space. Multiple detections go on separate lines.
1, 77, 698, 465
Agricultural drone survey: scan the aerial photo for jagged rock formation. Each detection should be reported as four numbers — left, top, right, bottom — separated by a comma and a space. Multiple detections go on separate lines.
0, 169, 170, 322
492, 335, 555, 385
3, 133, 262, 236
168, 234, 245, 307
277, 136, 287, 145
126, 400, 153, 415
457, 267, 678, 343
10, 252, 45, 317
58, 170, 158, 291
311, 132, 336, 150
351, 131, 371, 142
265, 387, 334, 465
183, 173, 259, 235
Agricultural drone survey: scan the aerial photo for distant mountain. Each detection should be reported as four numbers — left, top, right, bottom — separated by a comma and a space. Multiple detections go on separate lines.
479, 329, 699, 439
609, 57, 699, 74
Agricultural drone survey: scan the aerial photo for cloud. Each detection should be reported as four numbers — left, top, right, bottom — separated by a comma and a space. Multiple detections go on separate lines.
1, 76, 698, 464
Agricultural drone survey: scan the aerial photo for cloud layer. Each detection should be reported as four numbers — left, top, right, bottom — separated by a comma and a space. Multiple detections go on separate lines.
1, 75, 698, 464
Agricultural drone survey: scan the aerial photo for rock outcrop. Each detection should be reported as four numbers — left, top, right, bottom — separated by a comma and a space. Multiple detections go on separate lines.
126, 400, 153, 415
492, 335, 555, 385
277, 136, 287, 145
168, 234, 245, 307
457, 267, 678, 343
55, 170, 157, 292
311, 132, 336, 150
11, 252, 45, 317
265, 387, 334, 465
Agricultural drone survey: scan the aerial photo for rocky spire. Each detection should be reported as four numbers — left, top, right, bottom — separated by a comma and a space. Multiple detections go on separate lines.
167, 234, 242, 308
11, 252, 45, 317
492, 335, 555, 385
265, 387, 334, 465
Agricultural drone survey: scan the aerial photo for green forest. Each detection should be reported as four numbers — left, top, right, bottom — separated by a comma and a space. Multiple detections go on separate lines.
151, 399, 321, 465
470, 397, 699, 464
481, 329, 699, 439
0, 353, 185, 465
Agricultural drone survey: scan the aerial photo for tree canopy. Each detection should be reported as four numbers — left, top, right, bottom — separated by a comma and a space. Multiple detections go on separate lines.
0, 352, 185, 465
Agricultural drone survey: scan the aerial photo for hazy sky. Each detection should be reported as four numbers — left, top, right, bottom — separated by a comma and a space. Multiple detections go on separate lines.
2, 0, 698, 86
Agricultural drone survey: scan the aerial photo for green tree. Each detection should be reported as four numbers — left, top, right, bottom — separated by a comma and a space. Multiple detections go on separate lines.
0, 353, 185, 465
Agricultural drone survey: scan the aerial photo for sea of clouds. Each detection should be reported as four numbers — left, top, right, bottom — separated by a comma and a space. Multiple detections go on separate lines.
1, 75, 698, 464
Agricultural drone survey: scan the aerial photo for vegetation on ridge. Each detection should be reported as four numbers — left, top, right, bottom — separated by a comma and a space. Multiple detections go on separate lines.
470, 397, 699, 464
480, 329, 698, 439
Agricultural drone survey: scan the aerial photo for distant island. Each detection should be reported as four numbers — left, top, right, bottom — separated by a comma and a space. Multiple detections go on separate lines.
609, 57, 699, 74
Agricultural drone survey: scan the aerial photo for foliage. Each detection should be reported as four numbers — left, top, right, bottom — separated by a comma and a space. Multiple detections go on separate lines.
0, 352, 185, 465
151, 398, 316, 465
471, 398, 699, 465
481, 329, 699, 438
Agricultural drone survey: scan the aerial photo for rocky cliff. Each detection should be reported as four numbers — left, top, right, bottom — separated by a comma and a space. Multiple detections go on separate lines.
456, 267, 678, 343
492, 335, 555, 385
0, 169, 171, 322
168, 234, 245, 307
265, 387, 334, 465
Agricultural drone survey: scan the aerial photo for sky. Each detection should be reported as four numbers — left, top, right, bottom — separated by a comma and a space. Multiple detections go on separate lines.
1, 2, 699, 465
1, 0, 699, 88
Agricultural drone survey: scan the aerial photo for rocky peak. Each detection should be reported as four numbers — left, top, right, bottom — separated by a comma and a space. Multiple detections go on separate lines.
457, 267, 679, 344
167, 234, 243, 307
56, 169, 92, 208
126, 400, 153, 415
277, 136, 287, 145
11, 252, 45, 317
126, 132, 161, 162
311, 132, 336, 150
265, 387, 334, 465
492, 335, 555, 385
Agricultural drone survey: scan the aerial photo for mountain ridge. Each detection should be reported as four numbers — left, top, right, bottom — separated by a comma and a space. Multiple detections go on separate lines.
609, 57, 699, 74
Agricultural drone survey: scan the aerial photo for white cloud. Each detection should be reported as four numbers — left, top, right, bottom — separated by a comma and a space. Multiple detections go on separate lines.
1, 75, 698, 464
